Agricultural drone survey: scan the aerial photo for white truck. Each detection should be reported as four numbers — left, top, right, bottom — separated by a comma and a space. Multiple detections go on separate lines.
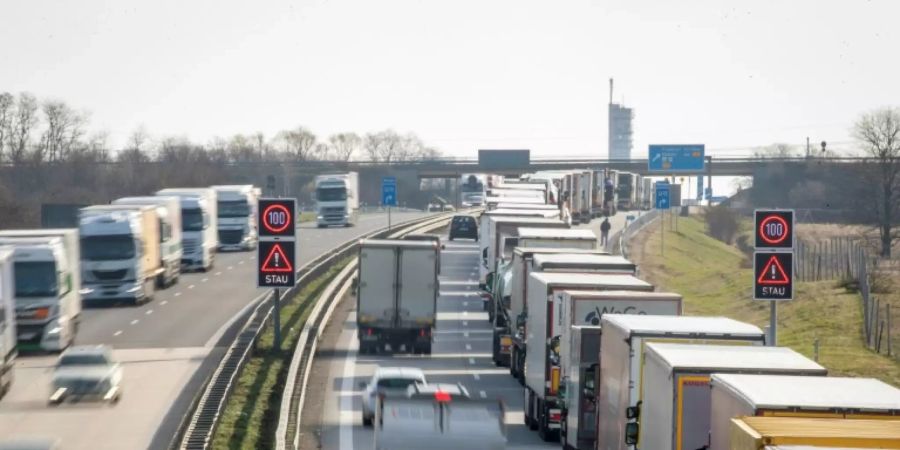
0, 230, 81, 352
79, 205, 163, 305
315, 172, 359, 227
640, 343, 827, 450
357, 239, 439, 354
211, 185, 259, 251
557, 290, 683, 450
596, 315, 766, 450
569, 171, 593, 224
709, 374, 900, 450
0, 248, 15, 399
112, 196, 182, 287
479, 216, 567, 289
523, 273, 654, 442
460, 173, 488, 207
156, 188, 218, 271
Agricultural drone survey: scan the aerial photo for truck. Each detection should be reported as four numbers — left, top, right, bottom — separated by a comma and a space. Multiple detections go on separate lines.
478, 216, 567, 289
314, 172, 359, 228
640, 177, 653, 210
728, 416, 900, 450
524, 272, 654, 442
357, 239, 439, 354
79, 205, 163, 305
112, 196, 183, 287
485, 195, 545, 209
616, 172, 640, 211
460, 173, 488, 207
211, 185, 259, 251
569, 171, 593, 223
639, 343, 827, 450
596, 315, 766, 450
0, 229, 81, 352
0, 248, 15, 399
603, 171, 618, 216
557, 291, 684, 450
709, 374, 900, 450
156, 188, 218, 271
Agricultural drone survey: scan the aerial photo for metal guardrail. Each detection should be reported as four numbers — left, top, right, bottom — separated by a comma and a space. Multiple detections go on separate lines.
174, 212, 457, 450
610, 209, 659, 259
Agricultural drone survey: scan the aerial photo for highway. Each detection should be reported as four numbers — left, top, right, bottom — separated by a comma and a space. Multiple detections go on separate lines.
0, 211, 428, 450
306, 212, 630, 450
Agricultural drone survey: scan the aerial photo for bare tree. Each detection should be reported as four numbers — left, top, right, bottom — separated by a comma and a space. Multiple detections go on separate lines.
276, 126, 317, 161
9, 93, 39, 164
364, 129, 403, 162
128, 126, 150, 154
854, 107, 900, 257
0, 92, 14, 162
313, 142, 331, 160
753, 143, 799, 159
329, 132, 361, 161
39, 100, 85, 162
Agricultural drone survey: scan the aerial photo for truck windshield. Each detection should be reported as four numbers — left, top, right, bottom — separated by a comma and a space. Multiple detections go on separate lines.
317, 187, 347, 201
81, 236, 136, 261
59, 353, 108, 366
14, 261, 58, 297
218, 200, 250, 218
182, 208, 204, 231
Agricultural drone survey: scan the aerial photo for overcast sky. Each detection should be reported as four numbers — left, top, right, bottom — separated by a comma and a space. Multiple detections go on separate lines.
2, 0, 899, 159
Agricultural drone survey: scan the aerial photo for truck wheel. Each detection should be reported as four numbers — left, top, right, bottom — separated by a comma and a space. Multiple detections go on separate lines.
526, 391, 538, 431
538, 401, 560, 442
509, 348, 518, 377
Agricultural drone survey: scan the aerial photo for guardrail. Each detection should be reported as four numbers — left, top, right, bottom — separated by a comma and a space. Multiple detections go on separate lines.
610, 209, 659, 258
174, 211, 458, 450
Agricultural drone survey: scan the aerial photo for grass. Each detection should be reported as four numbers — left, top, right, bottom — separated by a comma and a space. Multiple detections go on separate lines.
211, 257, 352, 450
631, 214, 900, 386
298, 211, 317, 223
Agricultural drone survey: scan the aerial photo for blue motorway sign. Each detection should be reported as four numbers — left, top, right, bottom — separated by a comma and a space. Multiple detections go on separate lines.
648, 144, 705, 173
382, 176, 397, 207
655, 183, 670, 209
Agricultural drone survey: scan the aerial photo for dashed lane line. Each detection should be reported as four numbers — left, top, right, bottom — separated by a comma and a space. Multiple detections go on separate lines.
469, 357, 475, 365
174, 292, 182, 297
113, 330, 122, 337
188, 285, 195, 289
130, 319, 139, 325
202, 278, 209, 282
146, 310, 153, 315
215, 271, 222, 276
161, 300, 168, 305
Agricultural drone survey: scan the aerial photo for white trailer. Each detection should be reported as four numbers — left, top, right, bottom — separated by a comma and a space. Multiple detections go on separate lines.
485, 195, 545, 209
0, 230, 81, 352
0, 248, 15, 399
517, 228, 597, 251
709, 374, 900, 450
315, 172, 359, 227
596, 315, 766, 450
479, 216, 567, 288
531, 253, 633, 275
112, 196, 183, 286
557, 290, 683, 450
357, 239, 439, 354
641, 344, 827, 450
524, 272, 654, 442
484, 208, 559, 219
156, 188, 218, 271
211, 185, 259, 250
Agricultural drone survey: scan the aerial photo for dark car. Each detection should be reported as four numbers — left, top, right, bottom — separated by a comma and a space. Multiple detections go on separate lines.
449, 215, 478, 241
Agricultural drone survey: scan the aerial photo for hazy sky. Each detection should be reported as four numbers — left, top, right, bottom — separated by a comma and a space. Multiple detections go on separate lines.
2, 0, 899, 159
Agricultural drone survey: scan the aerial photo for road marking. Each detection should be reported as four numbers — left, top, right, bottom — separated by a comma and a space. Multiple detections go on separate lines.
466, 344, 472, 351
146, 309, 153, 315
479, 390, 487, 399
113, 330, 122, 337
239, 260, 245, 265
462, 310, 468, 316
227, 266, 234, 270
188, 284, 195, 289
469, 357, 475, 365
215, 271, 222, 276
202, 278, 209, 282
160, 300, 168, 306
174, 292, 182, 297
339, 331, 358, 450
130, 319, 139, 325
473, 373, 480, 380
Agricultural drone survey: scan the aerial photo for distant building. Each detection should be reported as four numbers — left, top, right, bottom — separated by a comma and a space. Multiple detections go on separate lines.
608, 78, 634, 160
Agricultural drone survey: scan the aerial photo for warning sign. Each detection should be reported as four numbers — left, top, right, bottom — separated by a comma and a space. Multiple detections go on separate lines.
258, 241, 296, 288
754, 252, 792, 301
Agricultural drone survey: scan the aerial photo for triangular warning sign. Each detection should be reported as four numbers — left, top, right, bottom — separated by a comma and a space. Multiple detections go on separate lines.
757, 255, 789, 285
261, 243, 293, 273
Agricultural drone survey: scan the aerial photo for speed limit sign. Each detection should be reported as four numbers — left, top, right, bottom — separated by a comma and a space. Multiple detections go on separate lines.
259, 198, 297, 239
754, 210, 794, 249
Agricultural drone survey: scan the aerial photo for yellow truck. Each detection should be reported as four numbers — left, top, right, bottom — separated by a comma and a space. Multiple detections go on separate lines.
730, 416, 900, 449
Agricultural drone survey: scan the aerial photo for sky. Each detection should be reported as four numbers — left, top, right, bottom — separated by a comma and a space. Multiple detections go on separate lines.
2, 0, 899, 164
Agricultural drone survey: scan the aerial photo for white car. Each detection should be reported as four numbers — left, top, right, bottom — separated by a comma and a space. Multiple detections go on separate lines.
359, 367, 426, 426
49, 345, 122, 405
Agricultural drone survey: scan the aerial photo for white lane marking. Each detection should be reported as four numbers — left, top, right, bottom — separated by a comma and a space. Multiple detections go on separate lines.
113, 330, 122, 337
130, 319, 139, 325
479, 390, 487, 399
339, 330, 358, 450
228, 266, 234, 270
473, 373, 480, 380
464, 331, 469, 338
146, 310, 153, 315
239, 260, 245, 265
466, 344, 472, 351
202, 278, 209, 282
188, 285, 195, 289
161, 300, 168, 305
174, 292, 182, 297
462, 310, 468, 316
469, 358, 476, 365
215, 272, 222, 276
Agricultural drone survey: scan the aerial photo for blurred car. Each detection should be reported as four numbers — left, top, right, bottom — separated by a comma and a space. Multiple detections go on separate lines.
0, 439, 62, 450
405, 382, 470, 400
359, 367, 427, 426
449, 215, 478, 241
49, 345, 122, 405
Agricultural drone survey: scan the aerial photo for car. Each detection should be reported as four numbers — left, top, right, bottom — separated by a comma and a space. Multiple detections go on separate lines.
449, 215, 478, 241
359, 367, 427, 426
49, 345, 122, 405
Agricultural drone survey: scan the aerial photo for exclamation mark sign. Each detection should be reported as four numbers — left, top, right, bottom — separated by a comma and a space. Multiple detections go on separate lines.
770, 263, 776, 280
274, 253, 280, 268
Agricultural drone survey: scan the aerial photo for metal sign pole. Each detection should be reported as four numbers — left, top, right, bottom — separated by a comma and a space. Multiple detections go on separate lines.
661, 209, 665, 257
388, 206, 392, 231
769, 301, 777, 346
273, 288, 282, 351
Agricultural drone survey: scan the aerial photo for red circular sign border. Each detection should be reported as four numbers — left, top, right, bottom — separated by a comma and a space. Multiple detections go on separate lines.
759, 214, 789, 245
262, 204, 291, 233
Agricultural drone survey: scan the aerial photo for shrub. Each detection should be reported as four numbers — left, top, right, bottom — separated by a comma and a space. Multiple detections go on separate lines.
703, 204, 740, 245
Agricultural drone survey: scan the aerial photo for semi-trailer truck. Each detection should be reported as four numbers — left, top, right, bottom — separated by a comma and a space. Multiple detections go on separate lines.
112, 196, 182, 287
523, 272, 654, 442
156, 188, 218, 271
728, 417, 900, 450
211, 185, 259, 251
0, 229, 81, 352
479, 216, 567, 288
709, 374, 900, 450
357, 239, 439, 354
0, 248, 15, 399
557, 290, 683, 450
460, 173, 488, 207
639, 343, 827, 450
596, 315, 767, 450
79, 206, 163, 305
315, 172, 359, 227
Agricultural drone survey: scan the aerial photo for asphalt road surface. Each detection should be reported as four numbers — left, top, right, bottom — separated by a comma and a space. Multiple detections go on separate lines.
0, 211, 428, 450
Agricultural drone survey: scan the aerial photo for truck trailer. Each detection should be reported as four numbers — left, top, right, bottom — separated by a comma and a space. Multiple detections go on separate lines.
156, 188, 218, 271
596, 315, 766, 450
0, 248, 15, 399
112, 196, 183, 286
640, 344, 827, 450
357, 239, 439, 354
479, 216, 567, 288
729, 416, 900, 450
315, 173, 359, 227
709, 374, 900, 450
211, 185, 259, 251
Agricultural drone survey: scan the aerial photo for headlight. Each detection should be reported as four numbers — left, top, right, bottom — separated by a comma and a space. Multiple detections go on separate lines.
47, 326, 62, 335
317, 215, 324, 220
126, 284, 143, 293
79, 287, 94, 295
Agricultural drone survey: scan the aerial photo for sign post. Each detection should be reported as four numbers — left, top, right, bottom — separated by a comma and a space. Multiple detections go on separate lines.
258, 198, 298, 351
382, 176, 398, 230
753, 209, 795, 346
655, 182, 670, 257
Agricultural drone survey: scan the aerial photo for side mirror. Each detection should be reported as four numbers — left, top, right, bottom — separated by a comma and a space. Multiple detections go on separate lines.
626, 401, 641, 419
624, 422, 639, 446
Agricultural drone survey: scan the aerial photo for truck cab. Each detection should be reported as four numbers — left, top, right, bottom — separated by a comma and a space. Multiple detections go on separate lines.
156, 188, 218, 271
315, 173, 359, 228
212, 185, 258, 251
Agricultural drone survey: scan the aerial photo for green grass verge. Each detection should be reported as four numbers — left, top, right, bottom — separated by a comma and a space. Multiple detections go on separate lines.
636, 215, 900, 386
211, 257, 352, 450
298, 211, 317, 223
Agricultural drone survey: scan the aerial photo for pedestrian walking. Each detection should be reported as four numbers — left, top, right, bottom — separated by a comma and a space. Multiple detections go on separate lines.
600, 217, 611, 246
